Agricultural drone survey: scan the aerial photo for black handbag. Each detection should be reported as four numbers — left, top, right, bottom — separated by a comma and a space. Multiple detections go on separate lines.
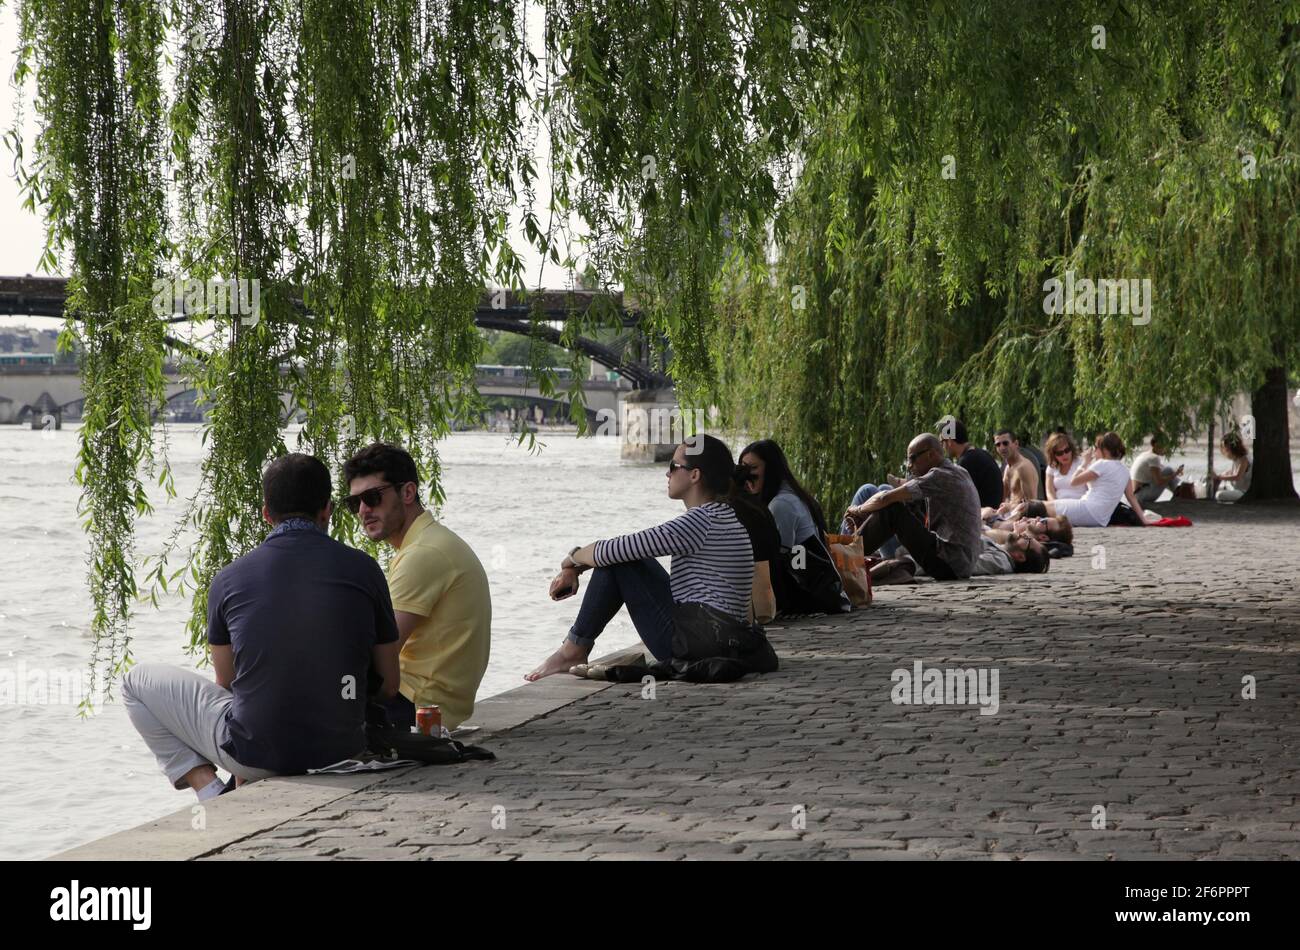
365, 721, 495, 765
600, 602, 779, 684
773, 532, 851, 614
1108, 503, 1143, 526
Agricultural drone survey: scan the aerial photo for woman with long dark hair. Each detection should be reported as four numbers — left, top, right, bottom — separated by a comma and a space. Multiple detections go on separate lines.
738, 439, 849, 614
727, 461, 779, 625
526, 435, 758, 680
739, 439, 829, 541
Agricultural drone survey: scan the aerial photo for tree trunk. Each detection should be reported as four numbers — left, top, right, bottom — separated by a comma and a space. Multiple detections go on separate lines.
1242, 362, 1298, 502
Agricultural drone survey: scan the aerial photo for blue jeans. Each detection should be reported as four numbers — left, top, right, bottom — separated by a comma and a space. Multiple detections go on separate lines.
566, 559, 674, 662
844, 483, 901, 558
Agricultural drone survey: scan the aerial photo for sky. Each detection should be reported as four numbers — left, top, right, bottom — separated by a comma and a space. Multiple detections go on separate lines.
0, 5, 56, 329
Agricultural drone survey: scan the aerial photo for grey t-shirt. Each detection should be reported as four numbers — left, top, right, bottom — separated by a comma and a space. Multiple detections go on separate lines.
902, 460, 983, 578
971, 536, 1014, 576
768, 484, 819, 549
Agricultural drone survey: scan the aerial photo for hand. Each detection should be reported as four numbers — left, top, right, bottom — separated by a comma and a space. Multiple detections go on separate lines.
1176, 464, 1185, 475
844, 505, 865, 531
886, 473, 905, 488
550, 568, 579, 601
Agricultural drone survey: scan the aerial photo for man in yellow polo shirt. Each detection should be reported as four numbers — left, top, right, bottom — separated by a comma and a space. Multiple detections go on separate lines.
343, 443, 491, 730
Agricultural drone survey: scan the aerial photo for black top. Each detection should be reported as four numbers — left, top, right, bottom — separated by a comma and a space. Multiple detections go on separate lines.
958, 445, 1004, 508
727, 497, 781, 563
207, 525, 399, 773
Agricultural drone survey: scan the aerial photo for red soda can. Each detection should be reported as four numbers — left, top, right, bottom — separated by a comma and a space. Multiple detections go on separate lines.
415, 705, 441, 736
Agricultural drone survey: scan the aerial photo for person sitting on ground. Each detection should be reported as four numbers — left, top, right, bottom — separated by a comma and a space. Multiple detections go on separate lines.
1130, 433, 1184, 505
727, 461, 779, 624
739, 439, 849, 614
844, 433, 983, 580
994, 428, 1040, 506
1007, 431, 1147, 527
1211, 430, 1252, 503
526, 435, 755, 680
844, 416, 996, 544
1018, 437, 1049, 499
1044, 430, 1087, 502
344, 443, 492, 731
122, 454, 401, 800
938, 418, 1004, 509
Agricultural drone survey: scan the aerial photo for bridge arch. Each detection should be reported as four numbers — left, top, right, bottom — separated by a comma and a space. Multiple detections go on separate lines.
0, 275, 672, 389
475, 391, 602, 429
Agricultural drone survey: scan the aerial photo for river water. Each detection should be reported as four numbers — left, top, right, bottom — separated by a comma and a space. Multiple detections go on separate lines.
0, 425, 673, 860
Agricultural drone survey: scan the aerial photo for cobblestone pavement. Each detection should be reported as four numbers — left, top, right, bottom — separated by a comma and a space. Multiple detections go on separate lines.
205, 501, 1300, 861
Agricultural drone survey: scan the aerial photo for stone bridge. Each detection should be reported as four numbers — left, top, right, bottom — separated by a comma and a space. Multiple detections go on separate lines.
0, 363, 640, 434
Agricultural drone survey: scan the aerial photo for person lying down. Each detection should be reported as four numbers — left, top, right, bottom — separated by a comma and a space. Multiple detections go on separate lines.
871, 533, 1049, 585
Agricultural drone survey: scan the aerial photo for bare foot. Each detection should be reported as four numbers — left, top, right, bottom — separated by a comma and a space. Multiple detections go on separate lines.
525, 641, 590, 681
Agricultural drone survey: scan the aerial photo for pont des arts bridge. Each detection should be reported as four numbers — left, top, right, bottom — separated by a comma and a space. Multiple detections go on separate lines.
0, 275, 683, 459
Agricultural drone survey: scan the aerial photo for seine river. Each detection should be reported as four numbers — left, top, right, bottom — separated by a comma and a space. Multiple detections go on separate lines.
1, 423, 1292, 859
0, 425, 670, 860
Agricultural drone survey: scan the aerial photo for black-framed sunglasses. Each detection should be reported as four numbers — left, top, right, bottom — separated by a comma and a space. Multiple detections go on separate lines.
907, 448, 931, 463
667, 460, 690, 475
342, 482, 402, 514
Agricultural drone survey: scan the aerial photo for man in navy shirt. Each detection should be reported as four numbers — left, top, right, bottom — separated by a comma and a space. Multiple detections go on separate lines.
123, 454, 400, 800
940, 419, 1004, 508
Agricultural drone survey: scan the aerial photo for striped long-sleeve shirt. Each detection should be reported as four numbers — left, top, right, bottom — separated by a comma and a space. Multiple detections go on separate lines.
592, 502, 754, 621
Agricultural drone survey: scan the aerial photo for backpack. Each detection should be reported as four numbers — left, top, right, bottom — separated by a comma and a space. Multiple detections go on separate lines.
772, 532, 851, 614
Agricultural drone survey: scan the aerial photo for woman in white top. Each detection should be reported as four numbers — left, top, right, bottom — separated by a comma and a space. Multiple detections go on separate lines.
1043, 431, 1088, 501
1010, 432, 1147, 527
1212, 431, 1252, 503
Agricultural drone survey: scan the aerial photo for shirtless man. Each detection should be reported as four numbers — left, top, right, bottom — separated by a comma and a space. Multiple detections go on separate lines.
994, 429, 1039, 506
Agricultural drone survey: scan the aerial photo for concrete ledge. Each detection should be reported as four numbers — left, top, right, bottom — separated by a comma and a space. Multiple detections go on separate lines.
50, 645, 646, 861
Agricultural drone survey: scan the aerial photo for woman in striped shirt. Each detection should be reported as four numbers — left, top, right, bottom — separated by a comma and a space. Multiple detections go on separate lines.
524, 434, 755, 681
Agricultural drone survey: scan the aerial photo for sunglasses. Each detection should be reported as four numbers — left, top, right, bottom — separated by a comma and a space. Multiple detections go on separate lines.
1053, 448, 1072, 457
667, 460, 690, 475
907, 449, 930, 463
342, 482, 401, 514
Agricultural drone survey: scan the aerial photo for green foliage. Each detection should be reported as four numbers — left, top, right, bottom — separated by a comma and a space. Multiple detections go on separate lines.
8, 0, 1299, 695
481, 329, 568, 367
707, 2, 1300, 511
